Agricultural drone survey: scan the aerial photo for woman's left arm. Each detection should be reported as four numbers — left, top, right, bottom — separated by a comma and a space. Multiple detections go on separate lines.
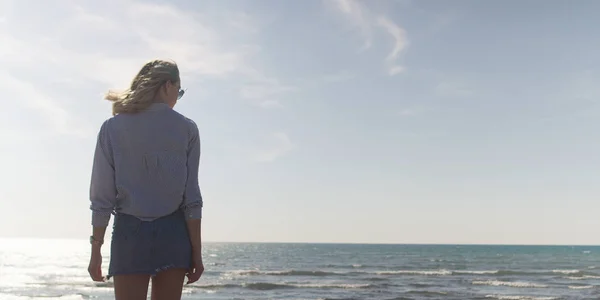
182, 120, 203, 244
183, 120, 204, 284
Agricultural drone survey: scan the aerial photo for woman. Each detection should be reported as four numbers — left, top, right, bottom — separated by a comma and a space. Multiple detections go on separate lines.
87, 59, 204, 300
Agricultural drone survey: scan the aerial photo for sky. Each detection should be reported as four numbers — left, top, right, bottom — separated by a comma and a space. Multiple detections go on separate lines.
0, 0, 599, 245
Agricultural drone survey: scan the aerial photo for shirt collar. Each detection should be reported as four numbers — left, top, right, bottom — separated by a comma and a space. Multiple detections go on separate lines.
146, 102, 171, 112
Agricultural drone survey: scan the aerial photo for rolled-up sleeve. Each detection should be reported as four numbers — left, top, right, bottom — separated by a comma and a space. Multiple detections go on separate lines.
89, 121, 117, 227
182, 119, 203, 220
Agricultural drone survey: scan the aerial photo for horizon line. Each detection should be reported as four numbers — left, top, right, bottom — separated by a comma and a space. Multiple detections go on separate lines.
0, 237, 598, 247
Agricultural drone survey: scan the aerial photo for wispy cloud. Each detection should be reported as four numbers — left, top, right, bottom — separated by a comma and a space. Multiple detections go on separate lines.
0, 0, 294, 140
328, 0, 409, 75
0, 71, 90, 137
377, 16, 408, 76
330, 0, 372, 51
254, 132, 294, 162
240, 78, 297, 108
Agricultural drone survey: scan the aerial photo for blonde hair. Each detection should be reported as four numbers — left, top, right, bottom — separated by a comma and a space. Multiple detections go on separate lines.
105, 59, 180, 115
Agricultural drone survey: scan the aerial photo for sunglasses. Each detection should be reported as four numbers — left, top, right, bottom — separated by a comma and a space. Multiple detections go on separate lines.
178, 88, 186, 100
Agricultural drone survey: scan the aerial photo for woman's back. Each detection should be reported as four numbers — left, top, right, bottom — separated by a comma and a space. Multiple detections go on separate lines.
94, 102, 200, 221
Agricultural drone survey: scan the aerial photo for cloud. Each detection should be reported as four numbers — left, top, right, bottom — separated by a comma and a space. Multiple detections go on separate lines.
377, 16, 408, 76
240, 78, 297, 108
330, 0, 372, 51
388, 66, 406, 76
0, 0, 293, 123
328, 0, 409, 75
254, 132, 294, 162
0, 71, 90, 137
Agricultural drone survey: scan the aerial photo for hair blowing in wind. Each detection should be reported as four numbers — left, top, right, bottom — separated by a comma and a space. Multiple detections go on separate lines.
104, 59, 180, 116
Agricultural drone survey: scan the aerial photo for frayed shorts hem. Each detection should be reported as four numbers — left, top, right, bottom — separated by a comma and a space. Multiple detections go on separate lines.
107, 264, 189, 280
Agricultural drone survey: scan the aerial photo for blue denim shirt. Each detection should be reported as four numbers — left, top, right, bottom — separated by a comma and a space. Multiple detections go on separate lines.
89, 103, 203, 227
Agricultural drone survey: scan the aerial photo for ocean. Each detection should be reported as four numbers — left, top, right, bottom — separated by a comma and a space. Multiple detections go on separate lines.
0, 239, 598, 300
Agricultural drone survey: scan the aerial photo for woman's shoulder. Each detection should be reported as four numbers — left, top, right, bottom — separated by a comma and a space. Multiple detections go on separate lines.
98, 114, 123, 132
98, 110, 199, 138
98, 116, 116, 131
168, 110, 199, 131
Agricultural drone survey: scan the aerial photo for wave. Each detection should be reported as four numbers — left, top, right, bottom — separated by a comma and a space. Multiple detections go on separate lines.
473, 269, 597, 277
193, 282, 375, 291
244, 283, 292, 290
454, 270, 500, 275
0, 293, 92, 300
492, 270, 578, 276
291, 283, 374, 289
231, 270, 346, 277
473, 280, 548, 288
457, 269, 598, 277
308, 295, 558, 300
375, 269, 452, 276
568, 285, 594, 290
376, 269, 590, 277
368, 269, 595, 277
565, 275, 600, 280
406, 290, 449, 296
485, 296, 557, 300
227, 268, 600, 279
319, 298, 413, 300
193, 283, 238, 290
551, 269, 579, 275
231, 268, 455, 277
233, 268, 455, 277
322, 263, 379, 269
319, 297, 412, 300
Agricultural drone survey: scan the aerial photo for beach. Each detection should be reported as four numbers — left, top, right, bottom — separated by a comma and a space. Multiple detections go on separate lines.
0, 238, 598, 299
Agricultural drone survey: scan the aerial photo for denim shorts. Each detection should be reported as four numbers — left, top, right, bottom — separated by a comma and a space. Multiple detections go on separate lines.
107, 209, 192, 279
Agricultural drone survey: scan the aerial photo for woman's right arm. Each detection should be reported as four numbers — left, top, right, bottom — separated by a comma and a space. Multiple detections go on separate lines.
87, 121, 116, 281
89, 121, 117, 245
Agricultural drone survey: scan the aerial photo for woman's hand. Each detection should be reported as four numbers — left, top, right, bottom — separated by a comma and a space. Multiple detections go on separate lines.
88, 249, 105, 282
186, 251, 204, 284
185, 218, 203, 284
